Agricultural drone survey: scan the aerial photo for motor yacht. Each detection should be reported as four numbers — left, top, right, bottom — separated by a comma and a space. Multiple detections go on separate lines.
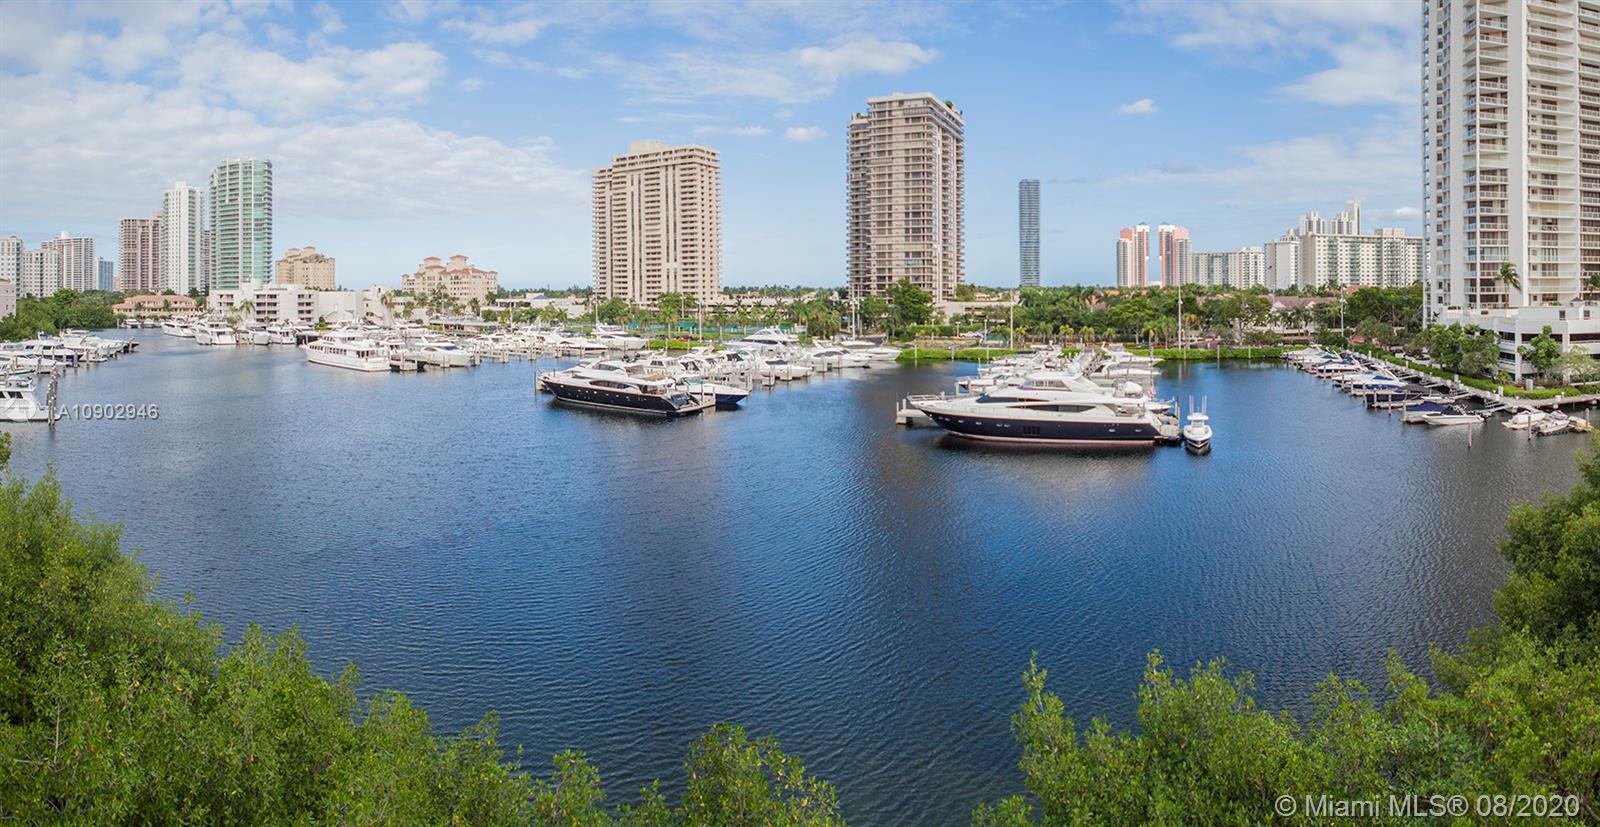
266, 323, 297, 345
592, 324, 649, 351
161, 317, 195, 337
1534, 411, 1574, 436
540, 367, 714, 416
839, 338, 901, 364
913, 389, 1167, 446
305, 330, 389, 372
0, 374, 51, 422
192, 320, 238, 346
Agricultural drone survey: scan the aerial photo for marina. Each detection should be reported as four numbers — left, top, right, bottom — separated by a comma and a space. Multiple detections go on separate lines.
2, 329, 1590, 824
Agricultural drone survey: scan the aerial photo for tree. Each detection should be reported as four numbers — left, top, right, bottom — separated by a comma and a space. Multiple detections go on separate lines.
595, 298, 631, 325
1497, 261, 1521, 303
886, 279, 933, 330
953, 283, 978, 302
1518, 325, 1563, 380
1552, 347, 1600, 385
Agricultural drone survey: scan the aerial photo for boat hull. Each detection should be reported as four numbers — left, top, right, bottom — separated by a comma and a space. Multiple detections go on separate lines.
922, 410, 1160, 446
305, 351, 389, 372
542, 377, 710, 416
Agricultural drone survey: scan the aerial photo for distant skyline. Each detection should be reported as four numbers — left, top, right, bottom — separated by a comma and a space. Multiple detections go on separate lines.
0, 0, 1419, 289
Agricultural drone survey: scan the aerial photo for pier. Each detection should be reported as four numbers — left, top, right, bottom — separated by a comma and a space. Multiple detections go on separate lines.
1349, 352, 1600, 411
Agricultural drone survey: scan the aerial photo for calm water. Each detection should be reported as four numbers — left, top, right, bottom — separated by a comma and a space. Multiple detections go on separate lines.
5, 332, 1592, 824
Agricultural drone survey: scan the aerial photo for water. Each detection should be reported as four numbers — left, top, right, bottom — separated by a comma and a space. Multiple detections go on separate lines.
4, 332, 1592, 824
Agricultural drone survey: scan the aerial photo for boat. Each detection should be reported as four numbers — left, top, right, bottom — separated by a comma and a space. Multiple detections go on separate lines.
540, 367, 714, 416
161, 318, 194, 337
1182, 411, 1212, 454
1421, 409, 1485, 426
266, 323, 297, 345
912, 389, 1168, 446
676, 375, 751, 407
192, 320, 238, 346
592, 324, 648, 351
1534, 411, 1573, 436
0, 374, 51, 422
1503, 408, 1549, 430
304, 330, 389, 372
839, 338, 901, 364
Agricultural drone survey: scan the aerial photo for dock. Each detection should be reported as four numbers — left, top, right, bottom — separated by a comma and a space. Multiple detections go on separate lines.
1350, 353, 1600, 411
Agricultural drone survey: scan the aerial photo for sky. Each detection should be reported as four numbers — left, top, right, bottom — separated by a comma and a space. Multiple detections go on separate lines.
0, 0, 1421, 290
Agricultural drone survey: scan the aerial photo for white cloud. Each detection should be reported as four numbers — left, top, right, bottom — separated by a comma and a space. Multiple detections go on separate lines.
177, 36, 445, 120
1280, 35, 1413, 105
797, 38, 937, 81
444, 13, 545, 45
0, 72, 588, 225
784, 126, 827, 142
458, 76, 486, 92
312, 3, 345, 35
1118, 98, 1157, 115
695, 125, 770, 138
1390, 206, 1421, 219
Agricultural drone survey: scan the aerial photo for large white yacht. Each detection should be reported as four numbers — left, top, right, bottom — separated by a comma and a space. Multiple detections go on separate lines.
305, 330, 389, 372
839, 338, 902, 364
914, 389, 1168, 446
192, 320, 238, 346
161, 317, 195, 337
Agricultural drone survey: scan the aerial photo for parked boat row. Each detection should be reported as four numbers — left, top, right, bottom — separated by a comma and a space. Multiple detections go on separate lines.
1286, 347, 1595, 435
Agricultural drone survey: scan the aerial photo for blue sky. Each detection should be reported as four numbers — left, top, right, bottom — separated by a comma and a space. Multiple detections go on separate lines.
0, 0, 1419, 289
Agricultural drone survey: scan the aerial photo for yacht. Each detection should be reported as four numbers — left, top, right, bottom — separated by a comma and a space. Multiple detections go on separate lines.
839, 338, 901, 364
675, 375, 750, 407
913, 389, 1167, 446
415, 339, 475, 368
0, 340, 78, 369
304, 330, 389, 372
1533, 411, 1574, 436
739, 327, 800, 350
0, 374, 51, 422
592, 324, 649, 351
242, 324, 271, 346
1503, 408, 1549, 430
540, 367, 714, 416
192, 320, 238, 346
1182, 411, 1213, 454
266, 323, 297, 345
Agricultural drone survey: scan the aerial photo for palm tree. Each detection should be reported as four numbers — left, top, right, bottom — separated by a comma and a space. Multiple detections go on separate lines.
1497, 262, 1521, 304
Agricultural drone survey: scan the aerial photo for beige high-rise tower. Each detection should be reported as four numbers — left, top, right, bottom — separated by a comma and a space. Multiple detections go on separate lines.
847, 92, 965, 299
592, 141, 722, 305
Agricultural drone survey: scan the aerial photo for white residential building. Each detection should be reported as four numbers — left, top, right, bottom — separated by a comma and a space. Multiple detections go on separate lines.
847, 93, 965, 299
1296, 229, 1424, 289
1190, 247, 1265, 289
41, 232, 95, 292
161, 182, 205, 294
592, 141, 722, 304
1264, 235, 1300, 291
0, 237, 21, 303
19, 248, 59, 299
1423, 0, 1600, 311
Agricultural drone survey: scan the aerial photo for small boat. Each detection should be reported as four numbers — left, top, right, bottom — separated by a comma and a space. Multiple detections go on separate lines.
1534, 411, 1572, 436
1182, 411, 1212, 454
1503, 408, 1549, 430
1421, 409, 1484, 426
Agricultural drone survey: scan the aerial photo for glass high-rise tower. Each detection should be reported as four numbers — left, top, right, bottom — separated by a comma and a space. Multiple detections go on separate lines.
1018, 179, 1040, 287
208, 158, 273, 291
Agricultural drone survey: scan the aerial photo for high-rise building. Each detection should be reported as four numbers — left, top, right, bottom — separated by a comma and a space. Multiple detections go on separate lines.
1190, 247, 1266, 289
118, 215, 162, 294
1158, 224, 1191, 287
1115, 224, 1150, 288
209, 157, 273, 291
592, 141, 722, 305
1018, 179, 1040, 287
0, 236, 20, 294
1423, 0, 1600, 312
1263, 234, 1300, 291
19, 248, 59, 298
42, 232, 95, 292
1331, 200, 1361, 236
0, 272, 13, 319
847, 92, 965, 299
161, 182, 205, 295
97, 259, 114, 292
1297, 228, 1423, 289
275, 246, 336, 290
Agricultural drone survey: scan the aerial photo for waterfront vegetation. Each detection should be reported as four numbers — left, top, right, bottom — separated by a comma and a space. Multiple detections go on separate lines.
5, 417, 1600, 823
0, 289, 120, 342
